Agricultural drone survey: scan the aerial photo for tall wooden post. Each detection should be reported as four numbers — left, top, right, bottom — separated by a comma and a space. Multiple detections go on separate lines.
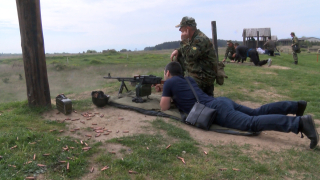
16, 0, 51, 107
257, 31, 259, 48
211, 21, 219, 60
243, 29, 246, 46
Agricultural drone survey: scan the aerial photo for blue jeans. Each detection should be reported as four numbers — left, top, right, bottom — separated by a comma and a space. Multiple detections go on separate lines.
209, 97, 300, 133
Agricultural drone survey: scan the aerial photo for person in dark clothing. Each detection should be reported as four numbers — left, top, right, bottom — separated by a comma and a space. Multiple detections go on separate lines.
234, 43, 272, 67
158, 61, 319, 149
264, 37, 276, 56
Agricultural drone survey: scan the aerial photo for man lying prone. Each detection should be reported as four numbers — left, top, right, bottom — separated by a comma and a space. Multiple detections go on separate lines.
156, 61, 319, 149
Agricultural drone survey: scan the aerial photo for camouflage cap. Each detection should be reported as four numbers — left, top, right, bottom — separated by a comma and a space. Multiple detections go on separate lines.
175, 16, 197, 28
227, 40, 232, 45
290, 32, 295, 35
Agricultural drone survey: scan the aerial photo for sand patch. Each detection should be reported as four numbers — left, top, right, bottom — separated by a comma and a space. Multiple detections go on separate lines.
268, 65, 291, 70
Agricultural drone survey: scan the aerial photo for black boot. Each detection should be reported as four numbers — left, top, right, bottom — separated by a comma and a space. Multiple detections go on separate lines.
294, 61, 298, 65
299, 115, 319, 149
296, 101, 307, 116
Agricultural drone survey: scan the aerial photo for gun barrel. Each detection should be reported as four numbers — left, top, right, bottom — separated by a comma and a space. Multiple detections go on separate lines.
104, 74, 162, 84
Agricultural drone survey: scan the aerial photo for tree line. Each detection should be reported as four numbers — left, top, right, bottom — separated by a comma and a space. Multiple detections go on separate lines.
144, 39, 243, 51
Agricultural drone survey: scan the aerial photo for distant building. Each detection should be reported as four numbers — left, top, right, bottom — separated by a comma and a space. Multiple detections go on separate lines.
242, 28, 272, 49
277, 37, 320, 46
271, 36, 278, 41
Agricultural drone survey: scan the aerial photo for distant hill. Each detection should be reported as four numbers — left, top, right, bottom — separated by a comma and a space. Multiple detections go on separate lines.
144, 39, 242, 51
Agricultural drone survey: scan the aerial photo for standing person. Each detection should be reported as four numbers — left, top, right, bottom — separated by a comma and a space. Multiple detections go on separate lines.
234, 43, 272, 67
222, 40, 239, 63
170, 16, 217, 97
291, 32, 300, 65
263, 37, 276, 56
159, 61, 319, 149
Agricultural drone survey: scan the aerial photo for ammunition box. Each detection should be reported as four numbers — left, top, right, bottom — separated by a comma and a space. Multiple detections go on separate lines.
56, 94, 72, 115
136, 84, 151, 97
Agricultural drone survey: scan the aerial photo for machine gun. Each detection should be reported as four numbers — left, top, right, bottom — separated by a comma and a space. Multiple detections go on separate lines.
104, 73, 162, 103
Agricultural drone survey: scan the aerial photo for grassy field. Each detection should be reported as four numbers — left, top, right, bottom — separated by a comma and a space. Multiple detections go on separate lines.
0, 48, 320, 179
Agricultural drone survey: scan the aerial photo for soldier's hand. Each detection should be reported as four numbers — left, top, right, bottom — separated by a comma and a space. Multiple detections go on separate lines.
222, 59, 226, 62
232, 53, 236, 58
170, 50, 179, 61
181, 28, 189, 41
154, 84, 163, 92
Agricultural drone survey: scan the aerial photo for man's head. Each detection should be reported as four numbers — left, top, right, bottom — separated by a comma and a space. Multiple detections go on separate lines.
234, 43, 239, 48
176, 16, 197, 37
290, 32, 295, 37
227, 40, 233, 47
164, 61, 183, 80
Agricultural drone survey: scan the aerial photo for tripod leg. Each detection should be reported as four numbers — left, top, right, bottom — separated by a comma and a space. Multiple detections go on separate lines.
118, 81, 129, 97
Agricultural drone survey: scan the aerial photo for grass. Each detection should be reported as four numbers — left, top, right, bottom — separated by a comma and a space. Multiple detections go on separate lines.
0, 49, 320, 179
0, 101, 102, 179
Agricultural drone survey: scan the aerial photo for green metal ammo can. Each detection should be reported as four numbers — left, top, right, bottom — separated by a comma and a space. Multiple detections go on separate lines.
56, 94, 72, 115
135, 84, 152, 97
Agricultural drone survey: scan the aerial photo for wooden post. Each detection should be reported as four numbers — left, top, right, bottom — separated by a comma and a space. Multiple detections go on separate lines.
243, 29, 246, 46
16, 0, 51, 107
211, 21, 219, 60
257, 31, 259, 48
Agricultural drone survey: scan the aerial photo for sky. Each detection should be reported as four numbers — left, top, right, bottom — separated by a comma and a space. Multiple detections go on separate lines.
0, 0, 319, 53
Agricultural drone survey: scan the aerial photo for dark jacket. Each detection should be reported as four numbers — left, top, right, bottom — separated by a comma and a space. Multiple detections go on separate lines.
235, 46, 249, 60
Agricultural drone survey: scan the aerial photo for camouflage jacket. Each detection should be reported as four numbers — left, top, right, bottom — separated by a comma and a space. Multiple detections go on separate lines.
224, 45, 236, 59
292, 36, 299, 46
177, 29, 217, 87
263, 40, 276, 51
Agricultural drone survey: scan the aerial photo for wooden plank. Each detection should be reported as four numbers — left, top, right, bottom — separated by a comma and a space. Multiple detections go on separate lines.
16, 0, 51, 107
243, 29, 246, 46
211, 21, 219, 60
257, 31, 259, 48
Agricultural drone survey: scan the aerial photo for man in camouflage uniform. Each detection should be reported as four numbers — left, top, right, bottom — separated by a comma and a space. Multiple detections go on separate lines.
222, 40, 239, 63
170, 16, 217, 96
263, 37, 276, 56
291, 32, 299, 65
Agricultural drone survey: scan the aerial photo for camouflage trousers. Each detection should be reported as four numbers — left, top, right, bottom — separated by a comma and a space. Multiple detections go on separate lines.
227, 53, 241, 62
292, 51, 298, 62
198, 83, 214, 97
227, 52, 235, 60
192, 76, 214, 96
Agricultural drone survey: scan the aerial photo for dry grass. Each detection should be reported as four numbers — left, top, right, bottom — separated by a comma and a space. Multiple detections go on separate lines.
0, 61, 164, 103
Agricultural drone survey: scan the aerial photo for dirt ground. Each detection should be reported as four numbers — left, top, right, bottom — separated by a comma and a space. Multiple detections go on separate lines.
43, 100, 320, 153
41, 100, 320, 179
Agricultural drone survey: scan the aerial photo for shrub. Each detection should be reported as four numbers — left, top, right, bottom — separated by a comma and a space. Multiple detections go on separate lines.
89, 60, 102, 64
86, 50, 97, 53
2, 78, 9, 83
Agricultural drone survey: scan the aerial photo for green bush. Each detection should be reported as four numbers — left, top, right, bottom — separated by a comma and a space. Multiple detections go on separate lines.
89, 59, 102, 64
2, 78, 9, 83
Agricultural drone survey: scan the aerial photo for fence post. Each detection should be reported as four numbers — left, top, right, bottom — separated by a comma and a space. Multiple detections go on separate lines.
16, 0, 51, 107
211, 21, 219, 60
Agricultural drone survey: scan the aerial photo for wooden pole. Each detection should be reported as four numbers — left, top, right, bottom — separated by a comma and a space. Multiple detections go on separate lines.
243, 29, 246, 46
16, 0, 51, 107
257, 31, 259, 48
211, 21, 219, 60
